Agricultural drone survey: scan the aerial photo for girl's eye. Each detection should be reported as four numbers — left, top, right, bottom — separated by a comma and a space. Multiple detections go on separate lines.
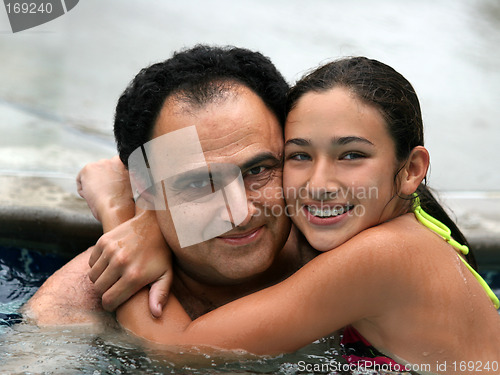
289, 153, 311, 161
247, 166, 266, 176
342, 152, 365, 160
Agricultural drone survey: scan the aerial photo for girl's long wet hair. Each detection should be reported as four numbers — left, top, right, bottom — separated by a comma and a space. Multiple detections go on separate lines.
287, 57, 477, 269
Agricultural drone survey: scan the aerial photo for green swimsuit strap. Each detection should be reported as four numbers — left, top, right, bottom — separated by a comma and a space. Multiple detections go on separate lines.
413, 194, 499, 309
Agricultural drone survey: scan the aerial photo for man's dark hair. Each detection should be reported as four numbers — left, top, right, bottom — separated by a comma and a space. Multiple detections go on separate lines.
114, 44, 289, 167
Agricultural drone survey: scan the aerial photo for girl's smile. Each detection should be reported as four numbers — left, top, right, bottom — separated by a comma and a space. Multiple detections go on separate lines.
302, 203, 355, 225
283, 86, 404, 251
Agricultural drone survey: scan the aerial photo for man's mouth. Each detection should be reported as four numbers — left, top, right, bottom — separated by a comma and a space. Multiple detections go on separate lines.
217, 226, 263, 245
305, 204, 354, 218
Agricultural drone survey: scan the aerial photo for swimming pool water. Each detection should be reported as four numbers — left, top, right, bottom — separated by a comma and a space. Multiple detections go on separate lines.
1, 246, 499, 374
0, 246, 345, 374
0, 246, 66, 319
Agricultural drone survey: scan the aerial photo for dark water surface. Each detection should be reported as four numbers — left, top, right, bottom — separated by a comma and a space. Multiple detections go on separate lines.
0, 246, 499, 374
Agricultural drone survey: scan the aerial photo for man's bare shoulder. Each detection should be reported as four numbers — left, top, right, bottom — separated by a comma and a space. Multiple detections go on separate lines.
22, 248, 114, 327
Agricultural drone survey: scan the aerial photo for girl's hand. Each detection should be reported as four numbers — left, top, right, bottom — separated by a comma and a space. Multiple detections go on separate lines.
88, 209, 173, 318
77, 156, 173, 317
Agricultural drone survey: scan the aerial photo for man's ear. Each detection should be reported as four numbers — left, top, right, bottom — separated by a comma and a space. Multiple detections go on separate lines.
398, 146, 430, 195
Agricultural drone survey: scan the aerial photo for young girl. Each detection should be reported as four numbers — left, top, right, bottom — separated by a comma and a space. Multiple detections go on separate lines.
115, 57, 500, 374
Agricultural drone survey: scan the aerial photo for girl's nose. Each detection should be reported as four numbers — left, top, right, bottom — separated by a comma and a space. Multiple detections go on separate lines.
307, 159, 339, 201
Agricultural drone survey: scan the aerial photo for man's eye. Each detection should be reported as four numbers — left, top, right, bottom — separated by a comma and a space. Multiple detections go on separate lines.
188, 179, 211, 189
247, 166, 266, 176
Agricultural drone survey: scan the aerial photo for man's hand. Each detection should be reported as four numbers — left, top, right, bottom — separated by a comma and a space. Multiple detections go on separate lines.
76, 156, 135, 231
88, 209, 173, 317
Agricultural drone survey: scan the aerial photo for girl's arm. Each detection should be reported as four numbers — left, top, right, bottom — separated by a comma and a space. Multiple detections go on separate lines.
76, 156, 136, 232
77, 156, 173, 316
25, 158, 172, 325
117, 226, 408, 355
89, 209, 172, 315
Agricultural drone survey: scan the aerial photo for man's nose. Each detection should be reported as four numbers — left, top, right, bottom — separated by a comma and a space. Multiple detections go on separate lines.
217, 176, 253, 227
307, 159, 339, 200
218, 185, 261, 228
236, 197, 259, 227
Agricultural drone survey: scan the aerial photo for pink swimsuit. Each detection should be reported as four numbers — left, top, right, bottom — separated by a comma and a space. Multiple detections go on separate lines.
341, 325, 402, 368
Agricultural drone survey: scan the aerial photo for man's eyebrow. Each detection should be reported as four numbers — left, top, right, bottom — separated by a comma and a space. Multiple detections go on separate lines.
241, 152, 282, 170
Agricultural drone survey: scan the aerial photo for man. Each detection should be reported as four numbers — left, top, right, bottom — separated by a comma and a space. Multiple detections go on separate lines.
24, 45, 315, 326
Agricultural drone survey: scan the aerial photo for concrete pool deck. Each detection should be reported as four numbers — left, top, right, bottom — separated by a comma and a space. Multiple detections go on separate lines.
0, 175, 101, 258
0, 173, 499, 268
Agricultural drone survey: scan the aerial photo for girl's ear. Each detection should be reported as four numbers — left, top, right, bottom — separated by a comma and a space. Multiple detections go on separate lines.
398, 146, 430, 195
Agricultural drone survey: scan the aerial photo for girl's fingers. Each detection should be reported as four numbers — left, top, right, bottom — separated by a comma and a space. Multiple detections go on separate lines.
148, 271, 174, 318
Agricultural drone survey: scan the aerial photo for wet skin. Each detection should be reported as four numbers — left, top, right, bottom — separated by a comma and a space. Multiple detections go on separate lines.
284, 87, 404, 252
151, 85, 292, 286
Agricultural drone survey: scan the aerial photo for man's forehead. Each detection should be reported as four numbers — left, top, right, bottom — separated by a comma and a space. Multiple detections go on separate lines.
155, 84, 247, 131
154, 87, 283, 166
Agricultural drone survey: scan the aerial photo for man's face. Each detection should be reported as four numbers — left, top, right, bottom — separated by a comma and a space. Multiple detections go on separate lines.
151, 85, 291, 285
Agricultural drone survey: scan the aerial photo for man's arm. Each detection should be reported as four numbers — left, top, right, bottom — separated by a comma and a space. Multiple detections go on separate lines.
23, 248, 113, 326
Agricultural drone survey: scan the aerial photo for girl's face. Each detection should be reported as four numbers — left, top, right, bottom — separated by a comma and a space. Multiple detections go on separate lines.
284, 87, 403, 251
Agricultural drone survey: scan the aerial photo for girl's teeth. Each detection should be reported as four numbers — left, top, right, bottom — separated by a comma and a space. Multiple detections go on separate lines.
307, 206, 346, 218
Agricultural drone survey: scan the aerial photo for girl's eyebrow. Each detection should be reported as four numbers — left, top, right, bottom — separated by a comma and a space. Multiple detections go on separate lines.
284, 138, 310, 147
285, 136, 374, 147
334, 136, 374, 146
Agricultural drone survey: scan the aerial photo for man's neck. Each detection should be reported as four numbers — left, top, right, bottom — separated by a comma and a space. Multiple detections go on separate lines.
173, 226, 318, 319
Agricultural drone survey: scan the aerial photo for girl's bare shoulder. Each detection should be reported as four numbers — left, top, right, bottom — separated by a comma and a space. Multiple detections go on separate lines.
314, 213, 436, 284
335, 214, 424, 254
